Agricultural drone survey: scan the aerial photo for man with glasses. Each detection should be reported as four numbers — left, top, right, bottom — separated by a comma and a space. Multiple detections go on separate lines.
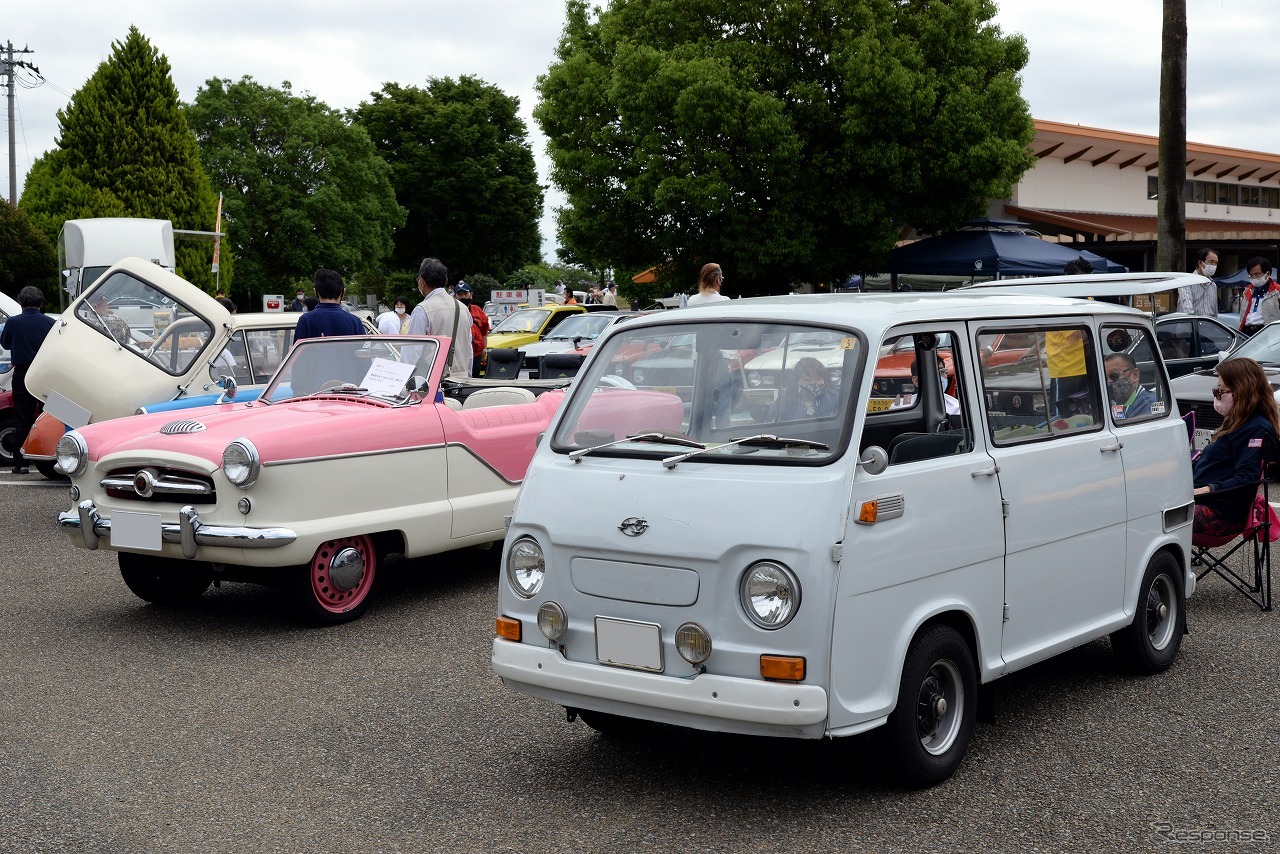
1237, 256, 1280, 336
1104, 353, 1155, 420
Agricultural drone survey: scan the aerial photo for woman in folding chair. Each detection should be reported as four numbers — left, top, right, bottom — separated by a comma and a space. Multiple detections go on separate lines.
1192, 358, 1280, 539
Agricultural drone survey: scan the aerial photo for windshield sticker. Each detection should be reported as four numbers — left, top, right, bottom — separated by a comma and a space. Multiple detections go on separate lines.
866, 398, 895, 413
841, 337, 858, 350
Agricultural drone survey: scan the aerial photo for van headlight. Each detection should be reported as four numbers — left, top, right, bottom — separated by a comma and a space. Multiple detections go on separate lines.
222, 438, 260, 487
55, 431, 88, 476
739, 561, 800, 629
507, 537, 546, 598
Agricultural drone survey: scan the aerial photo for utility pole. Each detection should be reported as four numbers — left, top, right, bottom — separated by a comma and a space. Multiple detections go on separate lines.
1, 41, 39, 205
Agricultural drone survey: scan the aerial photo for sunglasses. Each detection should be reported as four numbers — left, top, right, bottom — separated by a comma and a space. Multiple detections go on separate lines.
1105, 370, 1134, 382
1212, 387, 1232, 399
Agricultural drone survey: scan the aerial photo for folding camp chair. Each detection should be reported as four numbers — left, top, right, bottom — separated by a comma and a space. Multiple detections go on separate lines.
1191, 441, 1278, 611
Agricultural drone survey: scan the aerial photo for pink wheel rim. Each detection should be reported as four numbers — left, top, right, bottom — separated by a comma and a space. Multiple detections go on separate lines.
308, 534, 376, 614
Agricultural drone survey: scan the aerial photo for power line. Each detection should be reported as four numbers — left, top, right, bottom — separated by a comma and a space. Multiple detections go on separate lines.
1, 40, 39, 204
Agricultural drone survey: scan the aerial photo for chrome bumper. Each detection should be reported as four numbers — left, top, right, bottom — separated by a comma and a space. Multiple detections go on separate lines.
58, 500, 297, 559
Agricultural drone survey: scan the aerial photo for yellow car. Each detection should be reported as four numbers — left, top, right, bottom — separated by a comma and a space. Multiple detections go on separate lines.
486, 304, 589, 350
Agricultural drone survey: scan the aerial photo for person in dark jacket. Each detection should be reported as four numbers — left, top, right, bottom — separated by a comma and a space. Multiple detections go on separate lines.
0, 287, 56, 474
1192, 357, 1280, 537
294, 269, 365, 341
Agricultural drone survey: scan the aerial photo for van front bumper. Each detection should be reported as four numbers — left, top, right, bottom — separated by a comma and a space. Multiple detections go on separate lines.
58, 499, 297, 559
492, 639, 828, 733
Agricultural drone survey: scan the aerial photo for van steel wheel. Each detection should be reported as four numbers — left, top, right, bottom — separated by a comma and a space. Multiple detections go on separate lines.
884, 625, 977, 788
297, 534, 379, 624
1111, 551, 1184, 673
0, 413, 15, 465
118, 552, 211, 604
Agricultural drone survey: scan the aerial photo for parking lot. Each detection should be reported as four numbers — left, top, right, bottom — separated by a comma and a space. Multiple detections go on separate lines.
1, 474, 1278, 851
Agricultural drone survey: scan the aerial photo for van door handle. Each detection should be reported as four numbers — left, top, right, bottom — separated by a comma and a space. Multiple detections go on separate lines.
971, 465, 1000, 478
1100, 441, 1124, 453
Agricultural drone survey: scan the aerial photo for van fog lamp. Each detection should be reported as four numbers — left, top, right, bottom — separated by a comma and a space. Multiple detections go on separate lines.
675, 622, 712, 664
222, 438, 260, 487
55, 431, 88, 476
537, 601, 568, 641
739, 561, 800, 629
507, 537, 546, 598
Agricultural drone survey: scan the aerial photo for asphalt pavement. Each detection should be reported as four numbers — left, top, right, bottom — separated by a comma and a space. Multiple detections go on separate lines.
1, 472, 1277, 852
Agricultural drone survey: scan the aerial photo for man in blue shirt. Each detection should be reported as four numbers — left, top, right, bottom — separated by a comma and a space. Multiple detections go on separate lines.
1104, 352, 1156, 420
294, 269, 366, 341
0, 287, 56, 474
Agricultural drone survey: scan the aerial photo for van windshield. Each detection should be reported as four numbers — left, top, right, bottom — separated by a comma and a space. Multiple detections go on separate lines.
553, 321, 862, 464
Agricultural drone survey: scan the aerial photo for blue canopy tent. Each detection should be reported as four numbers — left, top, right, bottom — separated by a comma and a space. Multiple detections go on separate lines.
888, 220, 1127, 277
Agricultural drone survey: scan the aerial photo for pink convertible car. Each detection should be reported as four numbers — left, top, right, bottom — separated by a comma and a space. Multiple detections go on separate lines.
55, 334, 679, 624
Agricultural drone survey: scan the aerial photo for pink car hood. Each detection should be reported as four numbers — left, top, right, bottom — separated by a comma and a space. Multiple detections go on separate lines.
78, 391, 567, 482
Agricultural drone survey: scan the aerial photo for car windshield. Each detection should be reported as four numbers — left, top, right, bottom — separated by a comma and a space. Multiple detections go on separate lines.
542, 313, 615, 341
492, 308, 553, 334
260, 336, 439, 405
553, 321, 862, 464
1226, 322, 1280, 366
74, 271, 212, 376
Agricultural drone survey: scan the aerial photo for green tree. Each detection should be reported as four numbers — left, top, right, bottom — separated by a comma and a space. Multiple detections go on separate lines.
0, 201, 57, 300
18, 27, 220, 290
536, 0, 1036, 296
352, 77, 544, 280
186, 77, 404, 300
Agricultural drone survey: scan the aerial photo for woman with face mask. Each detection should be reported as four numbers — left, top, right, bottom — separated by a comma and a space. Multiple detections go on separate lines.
1237, 257, 1280, 336
1192, 357, 1280, 537
377, 295, 412, 335
772, 357, 839, 421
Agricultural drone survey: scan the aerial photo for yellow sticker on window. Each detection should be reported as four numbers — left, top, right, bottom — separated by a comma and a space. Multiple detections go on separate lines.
840, 337, 858, 350
866, 398, 895, 413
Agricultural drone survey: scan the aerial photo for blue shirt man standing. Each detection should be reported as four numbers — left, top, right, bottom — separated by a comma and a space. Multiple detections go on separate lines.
294, 269, 366, 341
0, 286, 56, 473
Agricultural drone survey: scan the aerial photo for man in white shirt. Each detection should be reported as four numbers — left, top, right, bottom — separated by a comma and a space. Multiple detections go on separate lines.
408, 258, 473, 378
1177, 248, 1220, 316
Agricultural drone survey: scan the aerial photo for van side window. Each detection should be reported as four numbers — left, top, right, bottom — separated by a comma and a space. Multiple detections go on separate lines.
875, 332, 973, 465
1100, 325, 1170, 425
979, 326, 1102, 445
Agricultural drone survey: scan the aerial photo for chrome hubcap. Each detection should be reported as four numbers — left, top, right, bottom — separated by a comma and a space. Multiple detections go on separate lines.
328, 547, 365, 591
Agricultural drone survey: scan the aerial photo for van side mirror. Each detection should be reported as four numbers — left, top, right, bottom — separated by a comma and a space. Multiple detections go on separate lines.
857, 446, 889, 475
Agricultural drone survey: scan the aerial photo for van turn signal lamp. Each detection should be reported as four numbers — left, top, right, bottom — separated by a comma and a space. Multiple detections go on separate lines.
760, 655, 806, 682
496, 616, 522, 642
858, 500, 878, 524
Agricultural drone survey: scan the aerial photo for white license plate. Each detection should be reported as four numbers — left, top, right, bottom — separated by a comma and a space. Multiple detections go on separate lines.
111, 509, 163, 551
1193, 427, 1214, 451
595, 617, 663, 672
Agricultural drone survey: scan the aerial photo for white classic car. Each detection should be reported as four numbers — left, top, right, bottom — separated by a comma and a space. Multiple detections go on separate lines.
493, 282, 1195, 787
52, 334, 639, 624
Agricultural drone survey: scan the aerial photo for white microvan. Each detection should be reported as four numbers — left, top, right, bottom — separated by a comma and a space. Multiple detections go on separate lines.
492, 288, 1196, 787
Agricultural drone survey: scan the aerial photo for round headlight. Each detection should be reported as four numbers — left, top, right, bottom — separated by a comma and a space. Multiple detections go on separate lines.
747, 371, 761, 387
222, 438, 260, 487
675, 622, 712, 664
537, 600, 568, 641
507, 537, 546, 598
54, 431, 88, 476
632, 368, 647, 385
739, 561, 801, 629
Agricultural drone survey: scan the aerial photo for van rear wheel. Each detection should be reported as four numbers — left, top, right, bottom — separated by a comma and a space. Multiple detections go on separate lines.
883, 624, 977, 788
1111, 551, 1183, 673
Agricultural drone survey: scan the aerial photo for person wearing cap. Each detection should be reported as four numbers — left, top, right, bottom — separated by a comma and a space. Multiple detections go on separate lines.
602, 282, 618, 307
455, 282, 490, 376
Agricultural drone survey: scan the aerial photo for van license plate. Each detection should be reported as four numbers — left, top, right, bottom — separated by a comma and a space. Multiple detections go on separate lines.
595, 617, 663, 672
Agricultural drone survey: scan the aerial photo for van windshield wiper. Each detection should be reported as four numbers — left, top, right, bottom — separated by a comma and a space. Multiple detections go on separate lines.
662, 434, 829, 469
570, 431, 706, 462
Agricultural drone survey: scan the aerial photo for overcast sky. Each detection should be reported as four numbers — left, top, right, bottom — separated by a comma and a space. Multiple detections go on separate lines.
3, 1, 1268, 265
